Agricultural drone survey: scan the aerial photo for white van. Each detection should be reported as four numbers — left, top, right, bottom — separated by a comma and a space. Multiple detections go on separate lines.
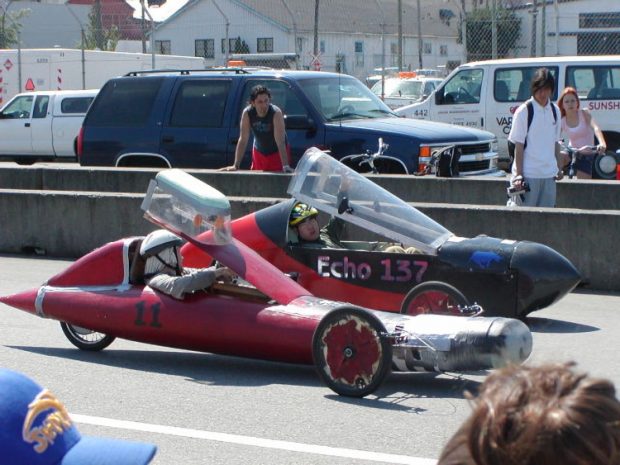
396, 56, 620, 167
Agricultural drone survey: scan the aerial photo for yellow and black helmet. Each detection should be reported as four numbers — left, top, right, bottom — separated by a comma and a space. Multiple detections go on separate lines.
289, 202, 318, 227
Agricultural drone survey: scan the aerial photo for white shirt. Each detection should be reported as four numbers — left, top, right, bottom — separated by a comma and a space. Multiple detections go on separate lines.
508, 97, 561, 178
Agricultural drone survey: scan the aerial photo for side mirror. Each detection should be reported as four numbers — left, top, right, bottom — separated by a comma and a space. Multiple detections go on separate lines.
435, 89, 444, 105
284, 115, 316, 131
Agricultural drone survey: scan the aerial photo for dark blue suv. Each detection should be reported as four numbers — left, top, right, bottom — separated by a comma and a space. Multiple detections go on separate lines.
78, 69, 499, 175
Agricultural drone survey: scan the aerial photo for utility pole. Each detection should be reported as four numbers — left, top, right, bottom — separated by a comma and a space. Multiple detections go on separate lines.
398, 0, 403, 70
313, 0, 319, 57
416, 0, 423, 68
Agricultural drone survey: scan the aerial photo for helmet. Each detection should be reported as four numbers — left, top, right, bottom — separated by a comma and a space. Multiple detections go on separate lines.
140, 230, 183, 257
289, 202, 318, 227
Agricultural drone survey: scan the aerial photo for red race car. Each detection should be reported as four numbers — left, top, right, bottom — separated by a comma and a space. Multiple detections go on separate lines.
183, 148, 581, 319
0, 169, 532, 397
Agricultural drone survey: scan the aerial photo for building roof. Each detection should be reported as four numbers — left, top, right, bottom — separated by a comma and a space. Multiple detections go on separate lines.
158, 0, 456, 38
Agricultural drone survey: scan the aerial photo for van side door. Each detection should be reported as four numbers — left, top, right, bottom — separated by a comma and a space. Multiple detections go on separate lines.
432, 68, 484, 130
566, 64, 620, 151
491, 66, 559, 160
0, 94, 35, 154
160, 78, 233, 168
232, 78, 320, 167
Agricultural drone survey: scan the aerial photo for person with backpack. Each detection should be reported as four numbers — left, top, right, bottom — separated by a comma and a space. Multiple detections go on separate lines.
507, 68, 564, 207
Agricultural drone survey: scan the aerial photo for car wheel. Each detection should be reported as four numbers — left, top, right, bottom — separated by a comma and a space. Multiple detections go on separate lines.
60, 322, 115, 351
400, 281, 469, 316
312, 306, 391, 397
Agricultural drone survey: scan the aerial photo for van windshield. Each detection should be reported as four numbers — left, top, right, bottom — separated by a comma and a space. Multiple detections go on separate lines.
297, 76, 396, 122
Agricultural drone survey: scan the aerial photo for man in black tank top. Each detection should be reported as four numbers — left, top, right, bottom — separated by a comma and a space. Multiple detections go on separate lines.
223, 85, 292, 172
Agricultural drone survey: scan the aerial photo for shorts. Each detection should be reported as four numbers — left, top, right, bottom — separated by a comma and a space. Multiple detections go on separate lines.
574, 155, 594, 176
251, 145, 292, 171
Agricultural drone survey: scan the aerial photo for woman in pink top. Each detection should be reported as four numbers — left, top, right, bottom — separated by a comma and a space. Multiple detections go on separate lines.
557, 87, 607, 179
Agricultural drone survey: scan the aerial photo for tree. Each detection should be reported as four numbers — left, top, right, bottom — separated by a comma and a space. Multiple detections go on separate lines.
0, 8, 29, 49
84, 0, 119, 51
232, 36, 250, 54
465, 7, 521, 61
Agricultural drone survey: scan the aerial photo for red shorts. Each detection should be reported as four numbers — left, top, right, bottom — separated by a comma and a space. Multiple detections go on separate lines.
251, 145, 292, 171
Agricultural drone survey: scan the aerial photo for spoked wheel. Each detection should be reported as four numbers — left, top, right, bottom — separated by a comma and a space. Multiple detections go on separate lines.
60, 322, 115, 351
400, 281, 470, 316
312, 306, 392, 397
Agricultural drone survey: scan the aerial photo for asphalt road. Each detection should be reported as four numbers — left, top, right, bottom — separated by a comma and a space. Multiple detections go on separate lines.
1, 254, 619, 465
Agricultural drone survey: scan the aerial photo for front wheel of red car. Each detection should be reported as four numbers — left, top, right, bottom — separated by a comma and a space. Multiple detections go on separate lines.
60, 322, 115, 351
312, 306, 392, 397
400, 281, 469, 316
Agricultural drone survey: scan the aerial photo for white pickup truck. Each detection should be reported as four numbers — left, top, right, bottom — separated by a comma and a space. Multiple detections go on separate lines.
0, 89, 98, 164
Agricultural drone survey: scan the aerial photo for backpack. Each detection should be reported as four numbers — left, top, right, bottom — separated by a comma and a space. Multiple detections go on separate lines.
435, 145, 462, 177
507, 100, 557, 165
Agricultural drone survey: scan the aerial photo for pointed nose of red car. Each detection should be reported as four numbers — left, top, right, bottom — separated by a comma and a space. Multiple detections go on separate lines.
0, 289, 39, 315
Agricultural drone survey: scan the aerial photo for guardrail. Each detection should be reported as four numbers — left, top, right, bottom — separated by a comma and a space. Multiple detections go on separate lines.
1, 164, 619, 209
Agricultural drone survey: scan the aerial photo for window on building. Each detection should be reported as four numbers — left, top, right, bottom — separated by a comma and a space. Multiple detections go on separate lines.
579, 12, 620, 28
440, 45, 448, 56
195, 39, 215, 59
355, 41, 364, 67
221, 38, 237, 54
155, 40, 171, 55
257, 38, 274, 53
423, 42, 432, 54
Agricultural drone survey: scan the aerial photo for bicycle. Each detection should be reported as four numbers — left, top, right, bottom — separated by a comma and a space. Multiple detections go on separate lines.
560, 143, 618, 180
339, 138, 409, 174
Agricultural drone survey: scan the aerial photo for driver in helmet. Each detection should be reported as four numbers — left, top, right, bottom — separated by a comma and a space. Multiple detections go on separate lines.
140, 230, 236, 300
289, 202, 418, 254
289, 202, 345, 249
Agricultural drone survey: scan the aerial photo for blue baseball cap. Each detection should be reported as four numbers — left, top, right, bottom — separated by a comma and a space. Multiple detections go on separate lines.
0, 368, 157, 465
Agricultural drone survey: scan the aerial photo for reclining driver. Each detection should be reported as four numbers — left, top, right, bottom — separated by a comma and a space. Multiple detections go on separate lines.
141, 230, 236, 300
289, 202, 345, 248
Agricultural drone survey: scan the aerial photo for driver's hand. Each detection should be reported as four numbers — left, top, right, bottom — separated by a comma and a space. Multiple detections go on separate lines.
215, 267, 237, 283
597, 144, 607, 154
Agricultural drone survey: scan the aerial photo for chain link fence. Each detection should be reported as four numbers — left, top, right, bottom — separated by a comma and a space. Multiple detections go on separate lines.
0, 0, 618, 81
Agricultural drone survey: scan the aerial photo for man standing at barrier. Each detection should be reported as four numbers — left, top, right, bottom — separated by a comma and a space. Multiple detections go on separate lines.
508, 68, 564, 207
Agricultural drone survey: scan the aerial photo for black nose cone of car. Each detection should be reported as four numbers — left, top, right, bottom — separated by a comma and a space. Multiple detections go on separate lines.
511, 241, 581, 317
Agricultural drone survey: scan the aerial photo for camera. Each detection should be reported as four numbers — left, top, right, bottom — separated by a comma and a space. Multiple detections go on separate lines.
507, 182, 530, 196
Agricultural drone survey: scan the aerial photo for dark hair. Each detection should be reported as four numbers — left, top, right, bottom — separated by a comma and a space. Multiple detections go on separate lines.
557, 86, 580, 118
438, 362, 620, 465
249, 85, 271, 102
530, 67, 555, 95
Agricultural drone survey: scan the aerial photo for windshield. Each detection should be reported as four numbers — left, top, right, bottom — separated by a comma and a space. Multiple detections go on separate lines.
141, 169, 232, 245
297, 76, 395, 122
288, 148, 453, 254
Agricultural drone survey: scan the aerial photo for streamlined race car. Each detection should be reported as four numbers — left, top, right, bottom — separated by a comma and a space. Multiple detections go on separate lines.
0, 169, 532, 397
182, 148, 581, 319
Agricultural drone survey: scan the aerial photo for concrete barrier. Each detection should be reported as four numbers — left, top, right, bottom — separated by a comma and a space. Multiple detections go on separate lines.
1, 165, 619, 209
1, 188, 618, 291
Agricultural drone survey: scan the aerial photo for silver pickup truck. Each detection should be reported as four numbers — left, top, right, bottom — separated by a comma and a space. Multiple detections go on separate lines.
0, 89, 98, 164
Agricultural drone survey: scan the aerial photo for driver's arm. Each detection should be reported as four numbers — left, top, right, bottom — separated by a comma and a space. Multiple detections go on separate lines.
147, 267, 222, 300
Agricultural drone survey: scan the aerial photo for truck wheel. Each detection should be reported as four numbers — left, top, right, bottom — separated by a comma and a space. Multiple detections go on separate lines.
60, 322, 115, 351
312, 306, 391, 397
400, 281, 469, 316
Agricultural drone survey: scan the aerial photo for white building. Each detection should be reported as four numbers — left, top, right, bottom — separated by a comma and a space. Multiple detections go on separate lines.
508, 0, 619, 58
151, 0, 465, 79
